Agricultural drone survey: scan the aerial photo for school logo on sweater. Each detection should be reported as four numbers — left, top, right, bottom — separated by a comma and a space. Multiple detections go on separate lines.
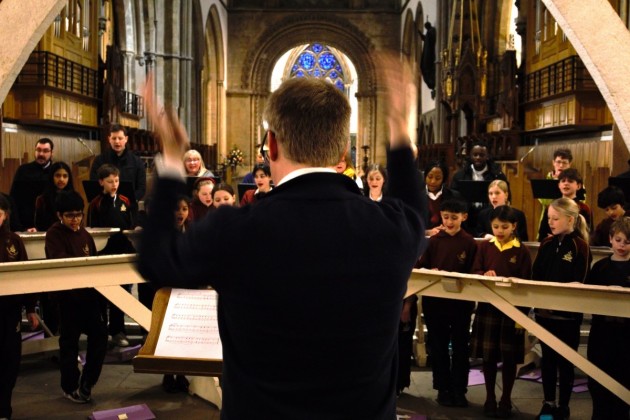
121, 203, 127, 212
83, 244, 90, 256
457, 251, 467, 263
509, 255, 517, 264
6, 243, 18, 259
562, 251, 573, 262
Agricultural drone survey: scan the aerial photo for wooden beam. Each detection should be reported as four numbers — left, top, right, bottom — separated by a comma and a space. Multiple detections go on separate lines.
0, 0, 66, 104
408, 268, 630, 404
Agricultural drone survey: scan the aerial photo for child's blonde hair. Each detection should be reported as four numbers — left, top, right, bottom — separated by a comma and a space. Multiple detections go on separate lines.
549, 197, 589, 241
488, 179, 510, 205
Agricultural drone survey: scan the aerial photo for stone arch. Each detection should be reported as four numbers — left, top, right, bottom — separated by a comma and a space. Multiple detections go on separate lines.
203, 4, 226, 149
402, 9, 415, 57
241, 14, 377, 94
415, 2, 425, 65
402, 9, 419, 145
239, 13, 379, 164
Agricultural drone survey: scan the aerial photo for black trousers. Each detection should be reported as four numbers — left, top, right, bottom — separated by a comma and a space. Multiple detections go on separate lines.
536, 316, 581, 407
107, 284, 132, 336
39, 292, 59, 336
57, 293, 108, 394
397, 299, 418, 393
0, 308, 21, 419
587, 319, 630, 420
423, 297, 474, 394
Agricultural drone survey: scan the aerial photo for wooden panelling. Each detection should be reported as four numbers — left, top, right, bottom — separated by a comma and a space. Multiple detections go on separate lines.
525, 95, 608, 132
8, 89, 97, 127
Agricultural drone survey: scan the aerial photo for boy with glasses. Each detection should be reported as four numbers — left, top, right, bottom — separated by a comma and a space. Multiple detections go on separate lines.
537, 149, 574, 241
45, 191, 107, 404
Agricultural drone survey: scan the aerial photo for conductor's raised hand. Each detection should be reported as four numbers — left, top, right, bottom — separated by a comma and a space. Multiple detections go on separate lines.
143, 73, 190, 170
378, 53, 417, 148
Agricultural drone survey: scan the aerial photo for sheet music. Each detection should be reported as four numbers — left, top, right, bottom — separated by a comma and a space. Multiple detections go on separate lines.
154, 288, 223, 359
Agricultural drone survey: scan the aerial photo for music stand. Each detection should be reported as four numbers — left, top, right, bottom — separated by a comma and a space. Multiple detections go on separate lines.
82, 180, 137, 209
530, 179, 586, 201
453, 180, 492, 204
237, 183, 257, 202
530, 179, 562, 200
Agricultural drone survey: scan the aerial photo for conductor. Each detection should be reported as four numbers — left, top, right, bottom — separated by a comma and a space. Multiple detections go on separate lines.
137, 57, 426, 419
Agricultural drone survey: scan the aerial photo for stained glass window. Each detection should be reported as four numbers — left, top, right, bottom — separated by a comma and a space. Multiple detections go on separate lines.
290, 43, 346, 91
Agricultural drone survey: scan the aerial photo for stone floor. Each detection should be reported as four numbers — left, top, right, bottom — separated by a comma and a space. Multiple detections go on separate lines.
11, 337, 594, 420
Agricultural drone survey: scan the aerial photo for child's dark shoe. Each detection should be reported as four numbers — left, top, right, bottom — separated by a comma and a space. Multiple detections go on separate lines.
496, 400, 512, 418
436, 390, 455, 407
483, 400, 498, 418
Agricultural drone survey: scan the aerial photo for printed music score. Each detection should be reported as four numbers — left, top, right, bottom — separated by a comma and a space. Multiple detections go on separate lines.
154, 288, 222, 359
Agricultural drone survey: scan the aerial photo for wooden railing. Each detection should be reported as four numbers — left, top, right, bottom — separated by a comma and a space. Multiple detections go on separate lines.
409, 268, 630, 404
1, 252, 629, 405
524, 55, 598, 103
14, 51, 98, 98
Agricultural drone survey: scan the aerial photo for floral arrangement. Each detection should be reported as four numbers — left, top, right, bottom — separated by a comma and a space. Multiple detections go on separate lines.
225, 145, 244, 167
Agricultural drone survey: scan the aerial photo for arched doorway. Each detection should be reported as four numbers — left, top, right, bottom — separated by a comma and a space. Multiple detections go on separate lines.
234, 14, 382, 170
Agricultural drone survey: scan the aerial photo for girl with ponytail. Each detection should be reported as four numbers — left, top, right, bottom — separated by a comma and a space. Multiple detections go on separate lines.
532, 197, 592, 420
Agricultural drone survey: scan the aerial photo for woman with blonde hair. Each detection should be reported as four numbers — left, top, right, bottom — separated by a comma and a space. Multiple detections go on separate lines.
475, 179, 528, 241
183, 149, 214, 177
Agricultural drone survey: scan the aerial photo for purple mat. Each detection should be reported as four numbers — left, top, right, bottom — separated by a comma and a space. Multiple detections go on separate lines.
79, 344, 141, 365
396, 415, 428, 420
21, 331, 44, 341
89, 403, 155, 420
468, 368, 485, 386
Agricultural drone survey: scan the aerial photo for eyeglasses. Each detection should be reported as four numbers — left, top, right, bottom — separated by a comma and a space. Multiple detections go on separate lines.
185, 158, 200, 163
62, 212, 83, 220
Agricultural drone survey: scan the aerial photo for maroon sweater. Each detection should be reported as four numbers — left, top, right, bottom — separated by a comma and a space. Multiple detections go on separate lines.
418, 229, 477, 272
472, 239, 532, 280
45, 222, 98, 301
0, 229, 35, 314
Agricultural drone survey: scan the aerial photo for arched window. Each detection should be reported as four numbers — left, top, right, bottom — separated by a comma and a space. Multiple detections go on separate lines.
289, 43, 347, 91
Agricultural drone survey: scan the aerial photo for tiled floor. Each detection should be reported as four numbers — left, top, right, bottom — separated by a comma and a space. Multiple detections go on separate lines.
11, 340, 594, 420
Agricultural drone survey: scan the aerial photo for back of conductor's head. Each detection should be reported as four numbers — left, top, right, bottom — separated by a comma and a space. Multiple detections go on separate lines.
263, 77, 351, 167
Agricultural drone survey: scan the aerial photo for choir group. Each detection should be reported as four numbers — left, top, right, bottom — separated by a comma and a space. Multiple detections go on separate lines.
1, 127, 629, 420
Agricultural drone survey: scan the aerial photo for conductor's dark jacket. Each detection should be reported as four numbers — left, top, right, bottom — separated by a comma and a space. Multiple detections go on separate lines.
138, 147, 426, 419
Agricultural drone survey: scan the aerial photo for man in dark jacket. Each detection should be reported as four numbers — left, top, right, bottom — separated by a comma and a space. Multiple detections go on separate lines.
450, 140, 507, 233
138, 62, 426, 419
90, 124, 146, 203
9, 138, 54, 231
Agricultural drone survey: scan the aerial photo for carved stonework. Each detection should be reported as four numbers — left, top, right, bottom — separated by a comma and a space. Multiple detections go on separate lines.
239, 13, 376, 92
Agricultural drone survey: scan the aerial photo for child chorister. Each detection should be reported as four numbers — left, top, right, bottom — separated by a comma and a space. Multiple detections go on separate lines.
87, 164, 136, 348
470, 205, 532, 419
417, 198, 477, 407
0, 194, 38, 420
46, 191, 107, 404
532, 197, 591, 420
586, 217, 630, 420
